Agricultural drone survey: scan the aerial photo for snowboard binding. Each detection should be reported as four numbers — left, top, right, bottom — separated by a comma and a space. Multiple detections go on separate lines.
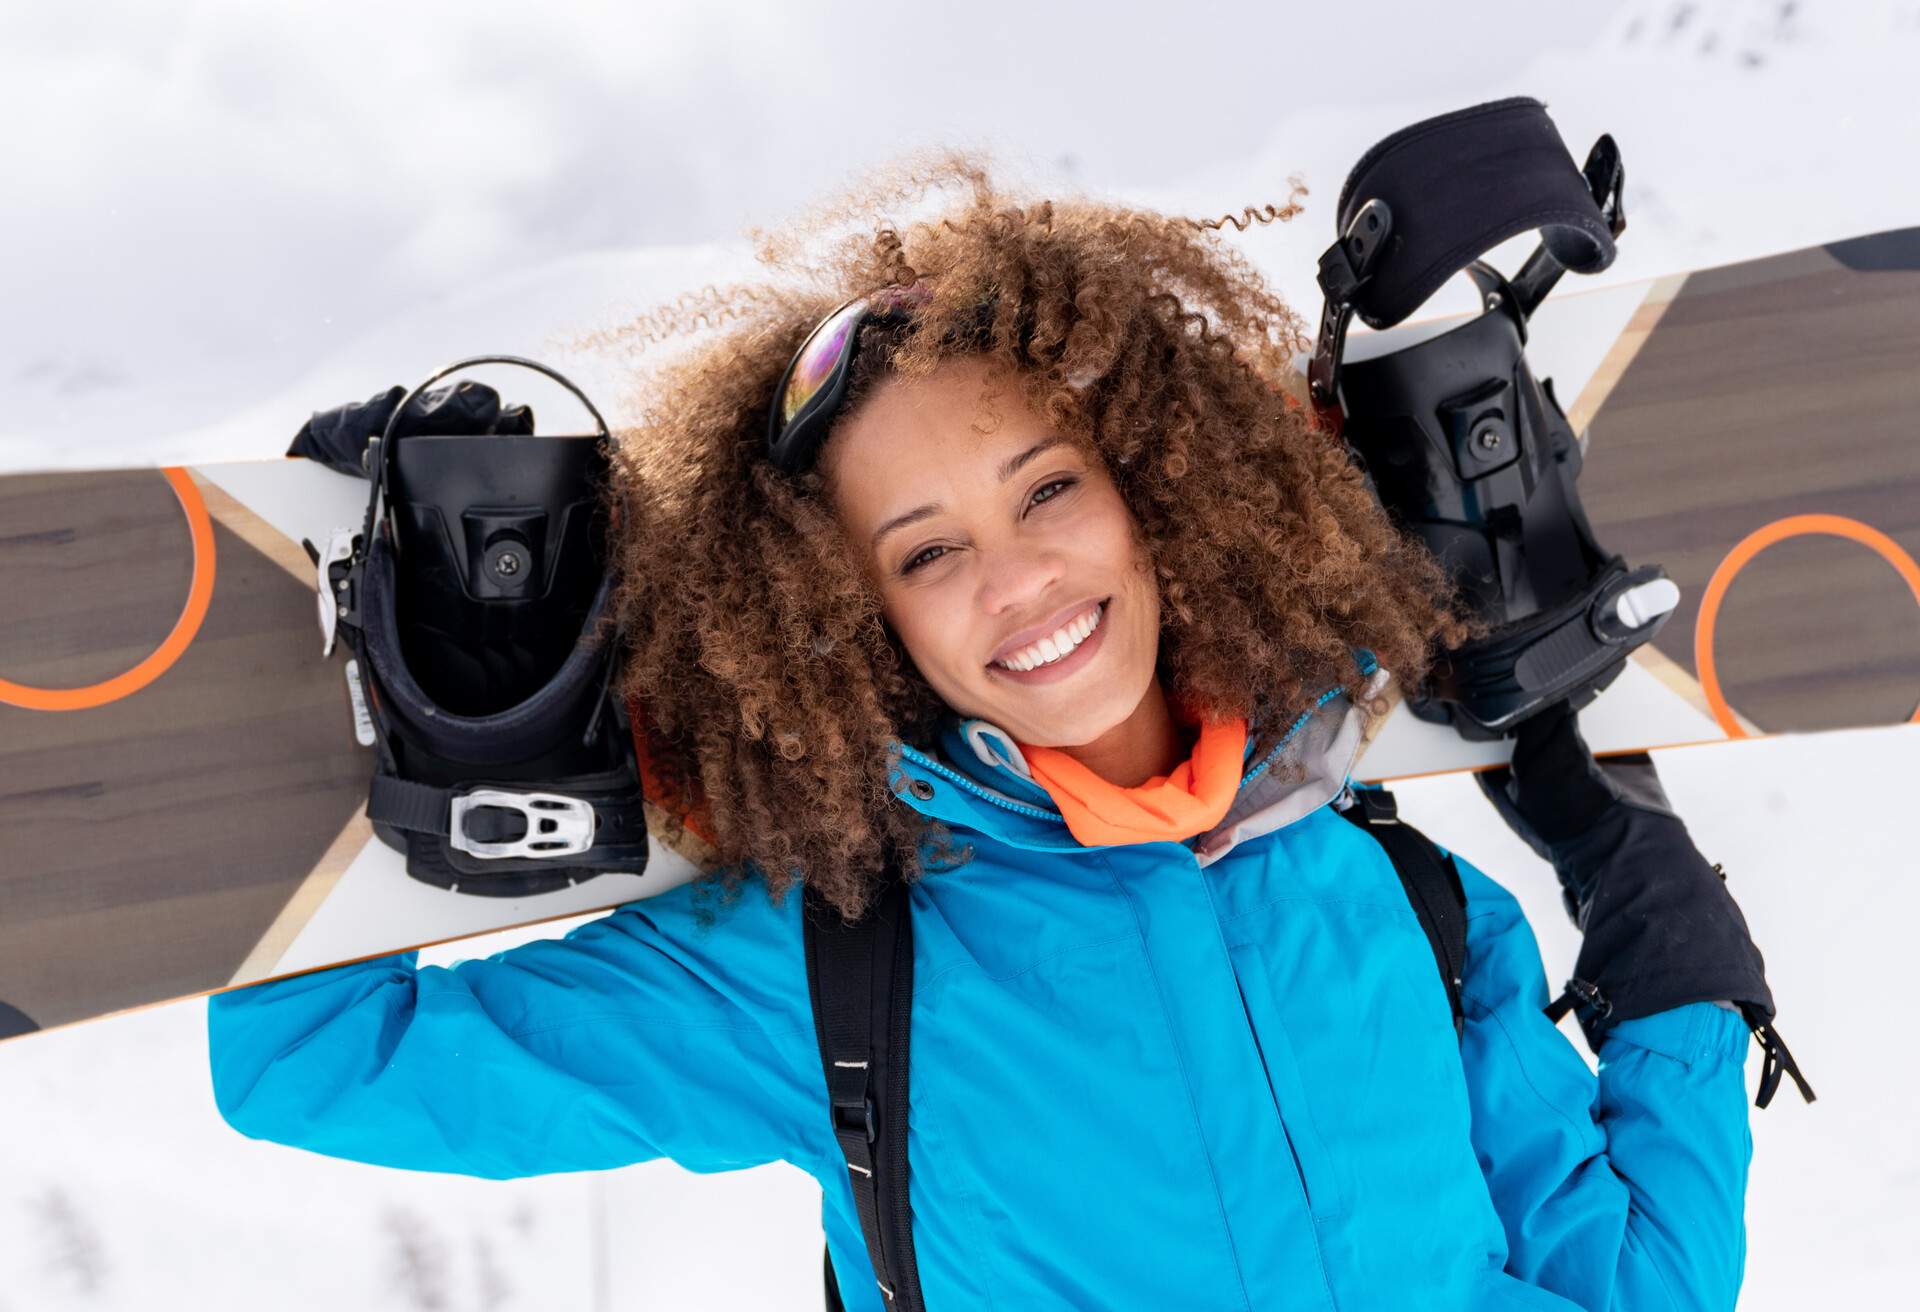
306, 357, 651, 896
1310, 98, 1680, 740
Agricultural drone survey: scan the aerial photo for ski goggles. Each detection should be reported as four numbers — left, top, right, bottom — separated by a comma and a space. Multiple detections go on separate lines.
766, 282, 934, 474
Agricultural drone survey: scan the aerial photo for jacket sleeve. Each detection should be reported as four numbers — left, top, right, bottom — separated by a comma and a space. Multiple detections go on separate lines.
1448, 851, 1754, 1311
206, 875, 826, 1179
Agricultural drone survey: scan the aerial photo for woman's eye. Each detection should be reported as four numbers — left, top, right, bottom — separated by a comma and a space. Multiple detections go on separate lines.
1030, 476, 1078, 508
898, 477, 1080, 576
901, 544, 947, 574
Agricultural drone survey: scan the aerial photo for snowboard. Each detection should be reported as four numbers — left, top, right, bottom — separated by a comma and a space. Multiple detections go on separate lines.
3, 229, 1917, 1044
1352, 226, 1920, 779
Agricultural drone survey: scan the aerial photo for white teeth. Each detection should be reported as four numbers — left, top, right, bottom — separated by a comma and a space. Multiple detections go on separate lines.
994, 601, 1104, 672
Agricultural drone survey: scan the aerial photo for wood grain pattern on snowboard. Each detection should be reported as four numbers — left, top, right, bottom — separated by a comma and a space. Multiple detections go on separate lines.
1582, 231, 1920, 734
0, 469, 371, 1031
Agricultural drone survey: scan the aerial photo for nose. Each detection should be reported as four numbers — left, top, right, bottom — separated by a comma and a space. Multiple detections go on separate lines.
977, 542, 1069, 620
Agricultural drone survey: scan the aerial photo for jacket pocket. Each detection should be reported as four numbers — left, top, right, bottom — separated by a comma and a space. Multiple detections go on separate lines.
1226, 941, 1346, 1221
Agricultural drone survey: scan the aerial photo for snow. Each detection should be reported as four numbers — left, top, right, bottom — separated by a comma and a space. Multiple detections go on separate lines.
3, 2, 1918, 1306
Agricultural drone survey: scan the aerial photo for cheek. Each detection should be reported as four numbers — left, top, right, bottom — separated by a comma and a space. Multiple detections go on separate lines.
1089, 493, 1154, 589
883, 594, 962, 676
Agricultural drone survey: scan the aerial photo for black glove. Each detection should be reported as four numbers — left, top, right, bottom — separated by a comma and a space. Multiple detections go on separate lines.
287, 379, 535, 478
1477, 701, 1814, 1108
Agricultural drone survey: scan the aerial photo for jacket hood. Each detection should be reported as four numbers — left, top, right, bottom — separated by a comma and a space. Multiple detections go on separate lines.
887, 656, 1388, 868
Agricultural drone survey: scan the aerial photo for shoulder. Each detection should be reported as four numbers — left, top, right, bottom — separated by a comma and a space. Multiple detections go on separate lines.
1440, 849, 1555, 1015
1449, 851, 1528, 932
607, 863, 804, 941
541, 865, 814, 1034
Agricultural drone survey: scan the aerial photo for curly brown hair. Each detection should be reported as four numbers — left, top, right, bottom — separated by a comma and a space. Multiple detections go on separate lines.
567, 149, 1472, 924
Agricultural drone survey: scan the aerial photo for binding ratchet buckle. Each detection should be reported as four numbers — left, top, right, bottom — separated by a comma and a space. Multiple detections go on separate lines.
449, 788, 598, 861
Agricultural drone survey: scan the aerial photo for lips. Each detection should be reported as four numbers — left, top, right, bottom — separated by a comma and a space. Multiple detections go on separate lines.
987, 596, 1109, 667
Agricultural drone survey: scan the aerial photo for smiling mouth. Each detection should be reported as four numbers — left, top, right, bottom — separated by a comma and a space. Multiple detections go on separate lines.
987, 596, 1110, 672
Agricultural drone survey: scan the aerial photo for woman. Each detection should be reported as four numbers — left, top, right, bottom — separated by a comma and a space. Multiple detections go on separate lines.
209, 154, 1765, 1309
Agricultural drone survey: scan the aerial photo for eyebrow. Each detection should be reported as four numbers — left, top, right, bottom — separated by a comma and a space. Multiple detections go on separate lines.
868, 435, 1077, 551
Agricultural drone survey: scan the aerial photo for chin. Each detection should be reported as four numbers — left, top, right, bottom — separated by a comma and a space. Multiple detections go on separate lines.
971, 662, 1147, 747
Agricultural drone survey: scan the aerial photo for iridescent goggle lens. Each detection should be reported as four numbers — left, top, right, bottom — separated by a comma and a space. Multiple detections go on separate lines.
777, 297, 868, 431
767, 282, 933, 473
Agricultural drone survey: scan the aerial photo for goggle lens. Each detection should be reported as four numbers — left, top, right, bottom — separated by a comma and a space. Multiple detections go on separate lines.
779, 297, 868, 430
768, 282, 936, 472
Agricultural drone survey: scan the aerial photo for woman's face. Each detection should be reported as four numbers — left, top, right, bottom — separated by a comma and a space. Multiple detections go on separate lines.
822, 353, 1163, 748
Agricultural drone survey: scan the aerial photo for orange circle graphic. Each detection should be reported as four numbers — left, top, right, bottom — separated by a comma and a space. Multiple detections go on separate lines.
1695, 513, 1920, 739
0, 467, 217, 712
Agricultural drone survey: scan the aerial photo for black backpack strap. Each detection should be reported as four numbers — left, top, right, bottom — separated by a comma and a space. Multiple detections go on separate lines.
803, 877, 925, 1311
1336, 785, 1470, 1038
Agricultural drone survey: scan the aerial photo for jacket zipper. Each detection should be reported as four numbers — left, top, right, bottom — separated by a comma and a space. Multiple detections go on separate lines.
895, 680, 1355, 825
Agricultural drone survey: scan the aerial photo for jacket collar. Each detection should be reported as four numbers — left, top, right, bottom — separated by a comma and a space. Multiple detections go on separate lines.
887, 657, 1386, 868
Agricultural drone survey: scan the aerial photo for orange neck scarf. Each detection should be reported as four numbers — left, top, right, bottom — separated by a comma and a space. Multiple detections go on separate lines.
1014, 711, 1250, 847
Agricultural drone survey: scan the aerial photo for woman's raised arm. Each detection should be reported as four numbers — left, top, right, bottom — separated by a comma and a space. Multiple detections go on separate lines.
1453, 853, 1754, 1311
206, 875, 828, 1180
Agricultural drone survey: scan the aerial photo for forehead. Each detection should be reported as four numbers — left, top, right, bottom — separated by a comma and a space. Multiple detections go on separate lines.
824, 357, 1061, 504
841, 354, 1028, 444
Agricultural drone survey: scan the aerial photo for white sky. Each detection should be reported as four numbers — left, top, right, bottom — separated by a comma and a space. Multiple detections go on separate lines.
2, 0, 1597, 458
8, 0, 1920, 470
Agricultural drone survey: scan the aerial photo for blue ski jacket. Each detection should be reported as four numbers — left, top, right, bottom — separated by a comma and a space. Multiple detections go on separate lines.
207, 669, 1755, 1310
